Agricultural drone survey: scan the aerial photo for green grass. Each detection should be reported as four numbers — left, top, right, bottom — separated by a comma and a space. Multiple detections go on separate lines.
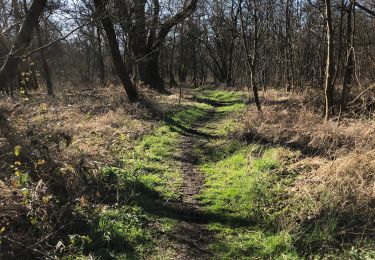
127, 125, 182, 200
169, 102, 212, 129
194, 87, 245, 104
197, 143, 300, 259
216, 102, 246, 113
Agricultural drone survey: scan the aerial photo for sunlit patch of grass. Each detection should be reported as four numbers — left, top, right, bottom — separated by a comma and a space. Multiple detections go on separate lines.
194, 87, 245, 104
202, 113, 243, 137
216, 102, 246, 113
209, 225, 299, 259
168, 102, 212, 129
199, 146, 294, 219
198, 141, 300, 258
116, 125, 183, 200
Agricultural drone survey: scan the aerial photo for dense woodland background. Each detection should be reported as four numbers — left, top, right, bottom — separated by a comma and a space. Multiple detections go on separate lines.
0, 0, 375, 259
1, 0, 375, 113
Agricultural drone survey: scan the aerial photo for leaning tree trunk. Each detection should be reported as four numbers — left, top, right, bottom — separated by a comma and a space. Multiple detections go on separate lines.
0, 0, 47, 93
94, 0, 138, 102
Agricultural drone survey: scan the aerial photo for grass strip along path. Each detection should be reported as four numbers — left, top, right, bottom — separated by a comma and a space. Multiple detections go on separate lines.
70, 87, 369, 259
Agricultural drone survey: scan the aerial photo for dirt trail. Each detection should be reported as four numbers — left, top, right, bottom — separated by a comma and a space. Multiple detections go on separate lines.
168, 117, 215, 259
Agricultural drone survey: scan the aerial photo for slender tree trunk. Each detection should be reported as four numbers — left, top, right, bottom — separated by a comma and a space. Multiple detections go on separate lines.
285, 0, 294, 93
97, 25, 105, 85
239, 0, 262, 112
94, 0, 138, 102
169, 30, 177, 88
341, 0, 355, 111
324, 0, 335, 120
35, 23, 53, 95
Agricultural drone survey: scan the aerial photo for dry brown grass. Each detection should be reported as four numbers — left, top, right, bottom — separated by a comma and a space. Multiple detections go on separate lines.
290, 150, 375, 222
243, 89, 375, 158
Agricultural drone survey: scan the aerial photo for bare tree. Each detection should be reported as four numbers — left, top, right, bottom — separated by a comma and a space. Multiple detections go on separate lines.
93, 0, 138, 102
239, 0, 262, 111
116, 0, 198, 93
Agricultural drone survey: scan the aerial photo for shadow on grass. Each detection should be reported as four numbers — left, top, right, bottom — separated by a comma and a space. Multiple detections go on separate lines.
166, 117, 217, 139
132, 180, 254, 229
66, 218, 138, 260
244, 130, 324, 157
192, 97, 244, 108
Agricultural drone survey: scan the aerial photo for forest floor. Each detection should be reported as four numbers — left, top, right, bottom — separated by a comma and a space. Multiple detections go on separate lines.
1, 85, 374, 259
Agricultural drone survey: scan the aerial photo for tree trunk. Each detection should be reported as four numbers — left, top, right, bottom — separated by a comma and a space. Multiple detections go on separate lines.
239, 0, 262, 112
94, 0, 138, 102
169, 30, 177, 88
117, 0, 197, 94
324, 0, 335, 120
341, 0, 355, 111
97, 25, 105, 85
35, 23, 53, 96
137, 53, 166, 93
0, 0, 47, 93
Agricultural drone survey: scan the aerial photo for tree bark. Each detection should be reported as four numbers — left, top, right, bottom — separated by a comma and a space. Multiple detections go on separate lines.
96, 25, 105, 85
0, 0, 47, 93
324, 0, 335, 120
93, 0, 138, 102
35, 22, 53, 95
341, 0, 355, 111
137, 53, 165, 92
239, 0, 262, 112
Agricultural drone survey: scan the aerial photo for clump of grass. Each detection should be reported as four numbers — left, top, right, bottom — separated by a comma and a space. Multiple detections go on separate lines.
216, 102, 246, 113
210, 226, 298, 259
67, 205, 158, 259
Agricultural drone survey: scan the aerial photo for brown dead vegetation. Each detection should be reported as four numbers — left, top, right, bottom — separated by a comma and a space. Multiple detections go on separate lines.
244, 89, 375, 158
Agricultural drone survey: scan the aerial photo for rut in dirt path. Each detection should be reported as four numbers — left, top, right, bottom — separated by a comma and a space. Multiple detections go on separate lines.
168, 115, 215, 260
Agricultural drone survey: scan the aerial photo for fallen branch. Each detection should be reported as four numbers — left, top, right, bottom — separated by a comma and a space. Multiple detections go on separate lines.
347, 84, 375, 106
